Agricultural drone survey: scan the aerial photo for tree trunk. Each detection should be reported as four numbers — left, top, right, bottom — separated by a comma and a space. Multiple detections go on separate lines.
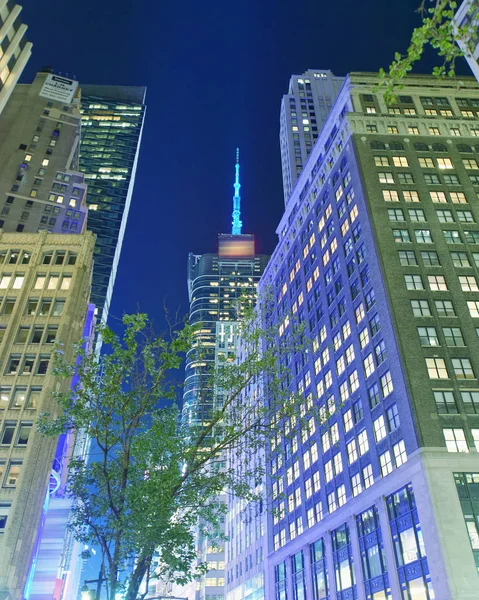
125, 554, 152, 600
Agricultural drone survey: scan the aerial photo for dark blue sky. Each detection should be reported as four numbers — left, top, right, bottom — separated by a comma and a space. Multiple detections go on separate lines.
20, 0, 470, 328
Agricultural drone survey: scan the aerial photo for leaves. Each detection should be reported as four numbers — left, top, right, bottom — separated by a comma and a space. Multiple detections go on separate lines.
377, 0, 477, 104
39, 306, 311, 599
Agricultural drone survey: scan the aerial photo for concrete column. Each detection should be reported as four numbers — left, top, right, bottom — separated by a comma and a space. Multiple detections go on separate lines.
348, 515, 366, 600
376, 496, 402, 599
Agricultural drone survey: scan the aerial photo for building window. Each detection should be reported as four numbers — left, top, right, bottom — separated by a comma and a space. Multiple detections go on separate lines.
459, 276, 479, 292
454, 473, 479, 572
452, 358, 475, 379
417, 327, 439, 346
357, 507, 388, 596
434, 390, 457, 414
379, 451, 394, 476
393, 229, 411, 243
387, 484, 433, 599
443, 327, 464, 347
414, 229, 433, 243
383, 190, 400, 202
427, 275, 448, 291
332, 523, 356, 594
443, 428, 468, 452
291, 552, 306, 600
387, 404, 400, 430
450, 251, 470, 267
380, 371, 393, 397
399, 250, 417, 266
462, 390, 479, 414
393, 440, 407, 466
426, 357, 448, 379
435, 299, 455, 317
275, 562, 288, 600
403, 190, 420, 202
310, 539, 328, 600
411, 299, 431, 317
373, 415, 387, 441
405, 274, 424, 290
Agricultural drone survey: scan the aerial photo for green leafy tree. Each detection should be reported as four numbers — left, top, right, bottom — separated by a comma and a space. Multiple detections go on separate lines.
378, 0, 479, 103
38, 307, 308, 600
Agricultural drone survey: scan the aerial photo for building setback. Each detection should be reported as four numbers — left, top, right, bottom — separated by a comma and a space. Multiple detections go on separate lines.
79, 85, 146, 329
0, 1, 31, 116
280, 70, 344, 206
0, 231, 95, 600
245, 73, 479, 600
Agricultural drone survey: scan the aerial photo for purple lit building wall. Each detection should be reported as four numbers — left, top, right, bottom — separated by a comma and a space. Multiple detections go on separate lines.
240, 73, 479, 600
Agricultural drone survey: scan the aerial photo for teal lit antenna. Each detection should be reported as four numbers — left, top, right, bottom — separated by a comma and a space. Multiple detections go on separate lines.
232, 147, 242, 235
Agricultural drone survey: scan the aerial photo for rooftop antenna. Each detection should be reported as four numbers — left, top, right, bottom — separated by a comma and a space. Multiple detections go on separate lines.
231, 147, 242, 235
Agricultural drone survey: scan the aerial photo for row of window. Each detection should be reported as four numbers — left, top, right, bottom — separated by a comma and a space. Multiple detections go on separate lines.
404, 273, 479, 292
393, 226, 476, 245
0, 386, 41, 410
0, 421, 32, 446
410, 298, 479, 318
399, 248, 479, 267
3, 354, 50, 376
275, 483, 433, 600
0, 273, 72, 292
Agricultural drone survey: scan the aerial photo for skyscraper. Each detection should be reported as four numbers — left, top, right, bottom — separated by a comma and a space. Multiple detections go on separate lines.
79, 85, 146, 329
0, 231, 95, 600
279, 70, 344, 206
170, 152, 268, 600
0, 1, 32, 115
454, 0, 479, 82
255, 73, 479, 600
0, 70, 88, 235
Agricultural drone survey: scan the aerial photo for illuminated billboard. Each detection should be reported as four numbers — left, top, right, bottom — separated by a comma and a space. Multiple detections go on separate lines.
218, 234, 255, 258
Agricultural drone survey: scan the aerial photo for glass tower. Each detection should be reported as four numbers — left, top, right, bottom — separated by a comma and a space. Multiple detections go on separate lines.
168, 155, 269, 600
79, 85, 146, 328
236, 72, 479, 600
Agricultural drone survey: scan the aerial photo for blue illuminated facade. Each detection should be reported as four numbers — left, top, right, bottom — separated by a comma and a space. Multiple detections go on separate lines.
249, 73, 479, 600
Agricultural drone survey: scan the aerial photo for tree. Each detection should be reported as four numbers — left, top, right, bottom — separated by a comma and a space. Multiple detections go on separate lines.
378, 0, 479, 103
37, 307, 308, 600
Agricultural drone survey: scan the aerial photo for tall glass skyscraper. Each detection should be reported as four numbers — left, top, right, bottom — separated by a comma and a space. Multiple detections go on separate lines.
226, 73, 479, 600
164, 154, 269, 600
79, 85, 146, 327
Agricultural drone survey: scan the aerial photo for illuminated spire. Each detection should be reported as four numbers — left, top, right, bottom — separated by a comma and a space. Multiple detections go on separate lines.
232, 147, 242, 235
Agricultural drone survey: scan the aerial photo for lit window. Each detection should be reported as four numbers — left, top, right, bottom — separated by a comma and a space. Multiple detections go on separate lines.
363, 464, 374, 488
426, 357, 448, 379
459, 276, 479, 292
373, 416, 387, 441
443, 428, 468, 452
379, 451, 393, 476
383, 190, 399, 202
392, 156, 409, 167
358, 430, 369, 455
393, 440, 407, 466
427, 275, 448, 291
437, 158, 453, 169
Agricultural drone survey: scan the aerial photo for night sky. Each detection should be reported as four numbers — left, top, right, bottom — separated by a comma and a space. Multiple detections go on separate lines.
19, 0, 472, 330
